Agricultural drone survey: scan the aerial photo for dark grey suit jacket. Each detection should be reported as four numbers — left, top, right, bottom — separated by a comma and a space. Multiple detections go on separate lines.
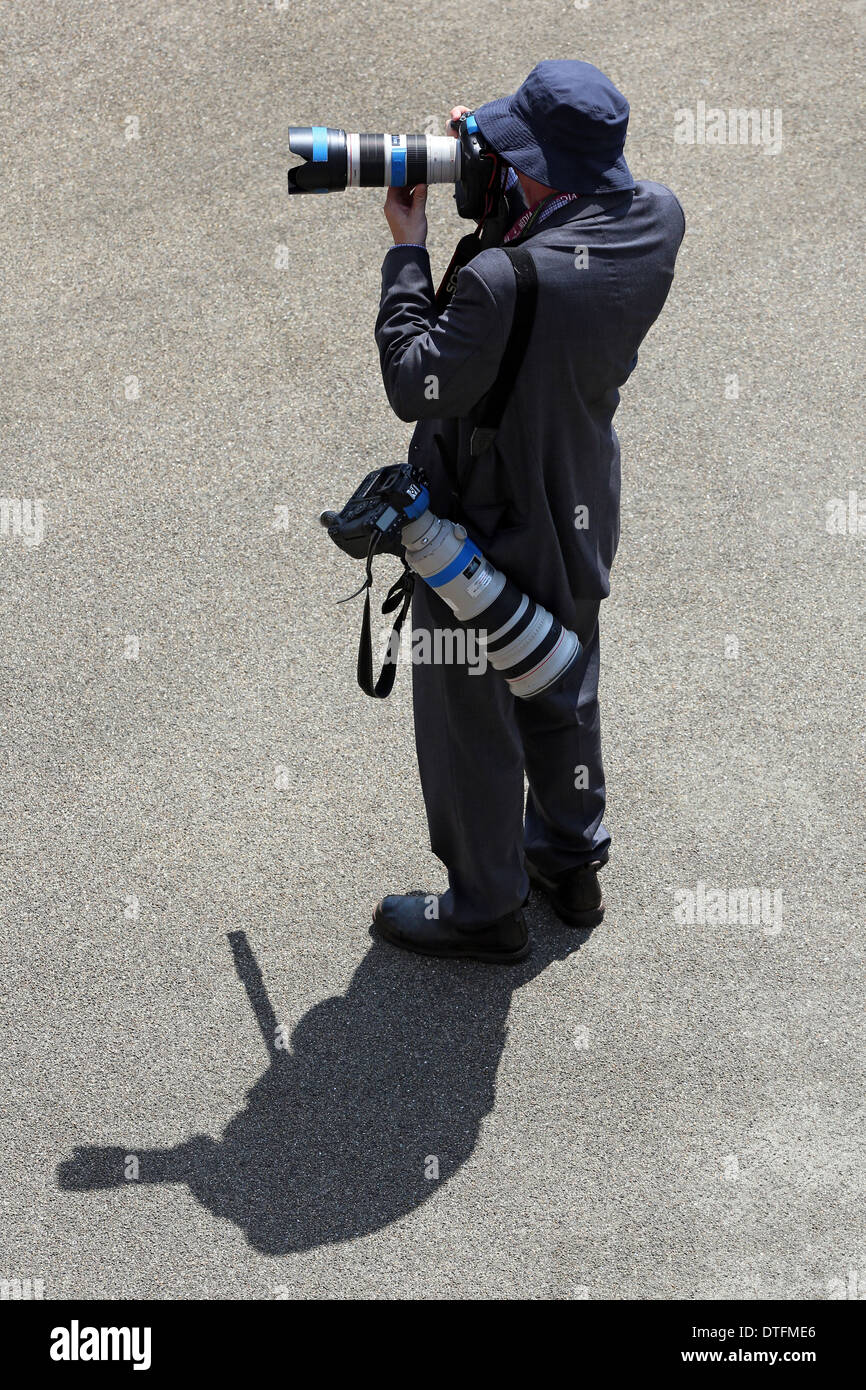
375, 182, 685, 622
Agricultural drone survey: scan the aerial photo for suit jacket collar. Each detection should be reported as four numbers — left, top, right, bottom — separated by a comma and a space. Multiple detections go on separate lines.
521, 190, 634, 240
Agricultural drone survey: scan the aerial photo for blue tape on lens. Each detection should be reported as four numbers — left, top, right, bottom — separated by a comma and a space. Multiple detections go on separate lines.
465, 114, 478, 134
311, 126, 329, 162
390, 140, 407, 186
403, 487, 429, 520
426, 539, 482, 588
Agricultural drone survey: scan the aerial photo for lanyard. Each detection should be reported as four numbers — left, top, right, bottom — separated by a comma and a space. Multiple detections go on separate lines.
503, 192, 580, 244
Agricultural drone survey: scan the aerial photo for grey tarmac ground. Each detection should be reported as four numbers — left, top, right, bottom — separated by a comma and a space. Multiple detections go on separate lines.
0, 0, 863, 1300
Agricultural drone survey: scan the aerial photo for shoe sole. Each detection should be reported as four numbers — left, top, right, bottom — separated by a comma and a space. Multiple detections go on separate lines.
525, 863, 605, 929
371, 917, 531, 965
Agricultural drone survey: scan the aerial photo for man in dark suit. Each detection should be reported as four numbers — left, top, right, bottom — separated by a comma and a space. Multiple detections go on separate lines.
372, 61, 685, 962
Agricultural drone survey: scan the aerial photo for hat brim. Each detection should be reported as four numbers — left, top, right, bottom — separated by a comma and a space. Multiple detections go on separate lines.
473, 94, 634, 196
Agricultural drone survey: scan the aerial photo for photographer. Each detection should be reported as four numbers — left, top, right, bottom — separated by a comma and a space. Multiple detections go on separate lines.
372, 60, 685, 962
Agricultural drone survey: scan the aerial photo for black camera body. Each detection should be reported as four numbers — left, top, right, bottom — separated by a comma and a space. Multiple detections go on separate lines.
320, 464, 431, 560
322, 463, 582, 702
454, 113, 503, 221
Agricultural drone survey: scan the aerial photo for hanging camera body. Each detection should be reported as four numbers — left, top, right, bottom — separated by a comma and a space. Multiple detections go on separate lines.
321, 463, 581, 701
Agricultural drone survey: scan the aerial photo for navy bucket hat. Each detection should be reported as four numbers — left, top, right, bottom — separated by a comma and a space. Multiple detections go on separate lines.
473, 59, 634, 196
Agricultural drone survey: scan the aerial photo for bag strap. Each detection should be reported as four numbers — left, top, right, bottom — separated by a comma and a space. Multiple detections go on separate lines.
469, 245, 538, 457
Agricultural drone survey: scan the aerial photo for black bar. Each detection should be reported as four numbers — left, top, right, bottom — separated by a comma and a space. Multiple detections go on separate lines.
6, 1300, 859, 1372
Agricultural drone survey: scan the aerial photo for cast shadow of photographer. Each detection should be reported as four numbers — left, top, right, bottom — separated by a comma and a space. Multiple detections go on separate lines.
58, 923, 587, 1254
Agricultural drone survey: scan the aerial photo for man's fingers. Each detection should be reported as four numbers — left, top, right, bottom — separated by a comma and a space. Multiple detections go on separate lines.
384, 185, 411, 210
384, 184, 426, 212
447, 104, 471, 136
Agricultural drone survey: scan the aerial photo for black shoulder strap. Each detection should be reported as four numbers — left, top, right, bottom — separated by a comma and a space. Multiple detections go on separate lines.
470, 246, 538, 457
433, 228, 483, 315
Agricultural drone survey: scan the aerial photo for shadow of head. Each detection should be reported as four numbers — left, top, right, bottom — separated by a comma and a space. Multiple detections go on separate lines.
58, 921, 588, 1254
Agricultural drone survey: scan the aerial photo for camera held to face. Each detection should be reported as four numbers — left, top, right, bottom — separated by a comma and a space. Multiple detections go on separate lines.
289, 114, 504, 222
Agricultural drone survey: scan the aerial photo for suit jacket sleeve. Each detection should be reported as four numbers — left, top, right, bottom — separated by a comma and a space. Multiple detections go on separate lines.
375, 247, 510, 423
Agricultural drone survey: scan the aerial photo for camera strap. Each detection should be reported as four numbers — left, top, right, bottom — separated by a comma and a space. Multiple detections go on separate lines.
469, 245, 538, 457
433, 227, 483, 315
354, 536, 416, 699
433, 158, 507, 314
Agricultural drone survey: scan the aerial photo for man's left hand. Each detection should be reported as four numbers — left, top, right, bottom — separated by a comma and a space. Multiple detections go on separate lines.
384, 184, 428, 245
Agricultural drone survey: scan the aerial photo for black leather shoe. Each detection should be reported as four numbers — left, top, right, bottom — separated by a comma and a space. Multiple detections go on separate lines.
525, 857, 606, 928
372, 892, 530, 963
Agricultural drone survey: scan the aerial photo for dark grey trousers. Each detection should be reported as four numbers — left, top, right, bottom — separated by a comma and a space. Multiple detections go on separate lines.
411, 581, 611, 926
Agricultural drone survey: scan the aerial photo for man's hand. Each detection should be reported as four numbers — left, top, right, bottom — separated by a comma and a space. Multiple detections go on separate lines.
382, 107, 470, 243
446, 105, 472, 137
384, 184, 428, 245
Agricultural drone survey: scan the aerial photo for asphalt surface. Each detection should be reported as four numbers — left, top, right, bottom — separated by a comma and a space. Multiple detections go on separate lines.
1, 0, 863, 1300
